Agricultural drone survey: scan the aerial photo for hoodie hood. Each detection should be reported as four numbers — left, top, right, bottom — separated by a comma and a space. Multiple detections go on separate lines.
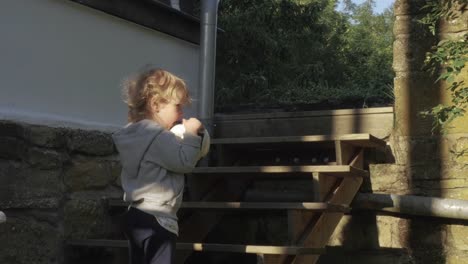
112, 119, 164, 179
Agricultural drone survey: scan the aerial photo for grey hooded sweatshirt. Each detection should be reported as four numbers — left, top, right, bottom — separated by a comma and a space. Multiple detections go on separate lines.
112, 119, 202, 220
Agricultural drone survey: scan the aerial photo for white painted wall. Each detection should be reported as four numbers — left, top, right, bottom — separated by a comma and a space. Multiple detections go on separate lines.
0, 0, 200, 131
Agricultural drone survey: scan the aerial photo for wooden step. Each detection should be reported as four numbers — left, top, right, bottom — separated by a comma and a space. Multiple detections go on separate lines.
192, 165, 369, 178
211, 133, 386, 148
107, 200, 350, 212
67, 239, 324, 255
244, 189, 315, 202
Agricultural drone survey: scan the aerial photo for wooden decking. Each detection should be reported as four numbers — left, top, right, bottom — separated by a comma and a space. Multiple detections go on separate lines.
67, 128, 387, 264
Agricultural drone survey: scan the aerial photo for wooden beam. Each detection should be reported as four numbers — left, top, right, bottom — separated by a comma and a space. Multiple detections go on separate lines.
67, 239, 325, 255
211, 134, 386, 149
335, 140, 355, 166
293, 176, 363, 264
192, 165, 368, 178
181, 202, 350, 212
287, 142, 365, 264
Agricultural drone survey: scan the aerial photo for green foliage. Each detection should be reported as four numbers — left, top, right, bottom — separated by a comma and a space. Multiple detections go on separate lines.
419, 0, 465, 35
215, 0, 394, 111
420, 0, 468, 132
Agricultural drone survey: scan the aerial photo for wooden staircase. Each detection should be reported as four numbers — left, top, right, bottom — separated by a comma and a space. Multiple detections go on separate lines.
67, 133, 385, 264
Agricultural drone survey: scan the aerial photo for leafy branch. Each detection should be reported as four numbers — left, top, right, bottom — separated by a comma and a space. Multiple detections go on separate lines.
420, 0, 468, 132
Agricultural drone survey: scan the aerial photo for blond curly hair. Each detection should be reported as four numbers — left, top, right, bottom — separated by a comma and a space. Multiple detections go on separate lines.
122, 67, 191, 122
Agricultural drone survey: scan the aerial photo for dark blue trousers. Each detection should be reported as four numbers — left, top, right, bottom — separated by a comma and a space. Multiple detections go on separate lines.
123, 207, 177, 264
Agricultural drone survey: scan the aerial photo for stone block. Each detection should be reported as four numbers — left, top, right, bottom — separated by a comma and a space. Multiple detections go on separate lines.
109, 159, 122, 187
26, 147, 68, 169
406, 218, 448, 249
452, 137, 468, 165
394, 0, 427, 16
64, 156, 114, 191
438, 4, 468, 34
317, 251, 414, 264
393, 15, 432, 37
329, 214, 409, 250
409, 138, 441, 166
0, 214, 62, 264
63, 195, 116, 239
411, 164, 442, 180
0, 137, 27, 161
446, 224, 468, 251
393, 73, 441, 137
323, 214, 468, 264
446, 250, 468, 264
0, 120, 24, 137
328, 213, 381, 250
368, 164, 410, 194
440, 186, 468, 200
393, 35, 436, 73
66, 129, 114, 156
375, 215, 410, 249
0, 161, 63, 209
23, 124, 66, 148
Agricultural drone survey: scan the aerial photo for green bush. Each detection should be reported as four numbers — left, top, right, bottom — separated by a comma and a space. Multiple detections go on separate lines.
215, 0, 394, 112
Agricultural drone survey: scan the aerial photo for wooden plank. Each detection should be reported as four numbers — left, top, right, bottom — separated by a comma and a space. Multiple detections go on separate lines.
244, 189, 316, 202
176, 175, 251, 264
311, 172, 320, 202
192, 165, 368, 178
287, 172, 323, 242
107, 200, 349, 212
286, 172, 323, 264
319, 175, 340, 201
182, 243, 324, 255
214, 107, 394, 120
293, 176, 363, 264
212, 135, 338, 144
181, 202, 350, 212
67, 240, 325, 255
338, 134, 387, 148
213, 108, 393, 138
288, 143, 364, 264
211, 134, 386, 148
349, 149, 364, 169
335, 140, 355, 165
288, 210, 319, 246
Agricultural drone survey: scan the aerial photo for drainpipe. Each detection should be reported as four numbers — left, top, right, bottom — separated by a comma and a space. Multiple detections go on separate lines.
199, 0, 220, 134
353, 193, 468, 221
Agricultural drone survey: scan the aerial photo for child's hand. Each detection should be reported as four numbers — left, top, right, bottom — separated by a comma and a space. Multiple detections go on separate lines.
183, 118, 204, 135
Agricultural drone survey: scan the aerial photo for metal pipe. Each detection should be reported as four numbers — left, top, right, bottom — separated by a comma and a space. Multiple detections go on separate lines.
199, 0, 219, 134
245, 189, 468, 221
353, 193, 468, 220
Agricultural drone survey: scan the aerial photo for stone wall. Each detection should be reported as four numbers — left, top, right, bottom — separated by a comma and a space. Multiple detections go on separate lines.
389, 0, 468, 262
325, 1, 468, 263
0, 120, 123, 264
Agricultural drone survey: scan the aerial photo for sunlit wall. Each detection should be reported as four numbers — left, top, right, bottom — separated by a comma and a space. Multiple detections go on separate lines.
0, 0, 200, 130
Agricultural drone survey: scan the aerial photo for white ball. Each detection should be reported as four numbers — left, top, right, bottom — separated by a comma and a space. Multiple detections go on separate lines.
170, 124, 210, 159
170, 124, 186, 139
0, 211, 6, 224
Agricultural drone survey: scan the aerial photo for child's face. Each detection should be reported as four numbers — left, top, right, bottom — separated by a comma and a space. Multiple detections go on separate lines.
154, 100, 184, 129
